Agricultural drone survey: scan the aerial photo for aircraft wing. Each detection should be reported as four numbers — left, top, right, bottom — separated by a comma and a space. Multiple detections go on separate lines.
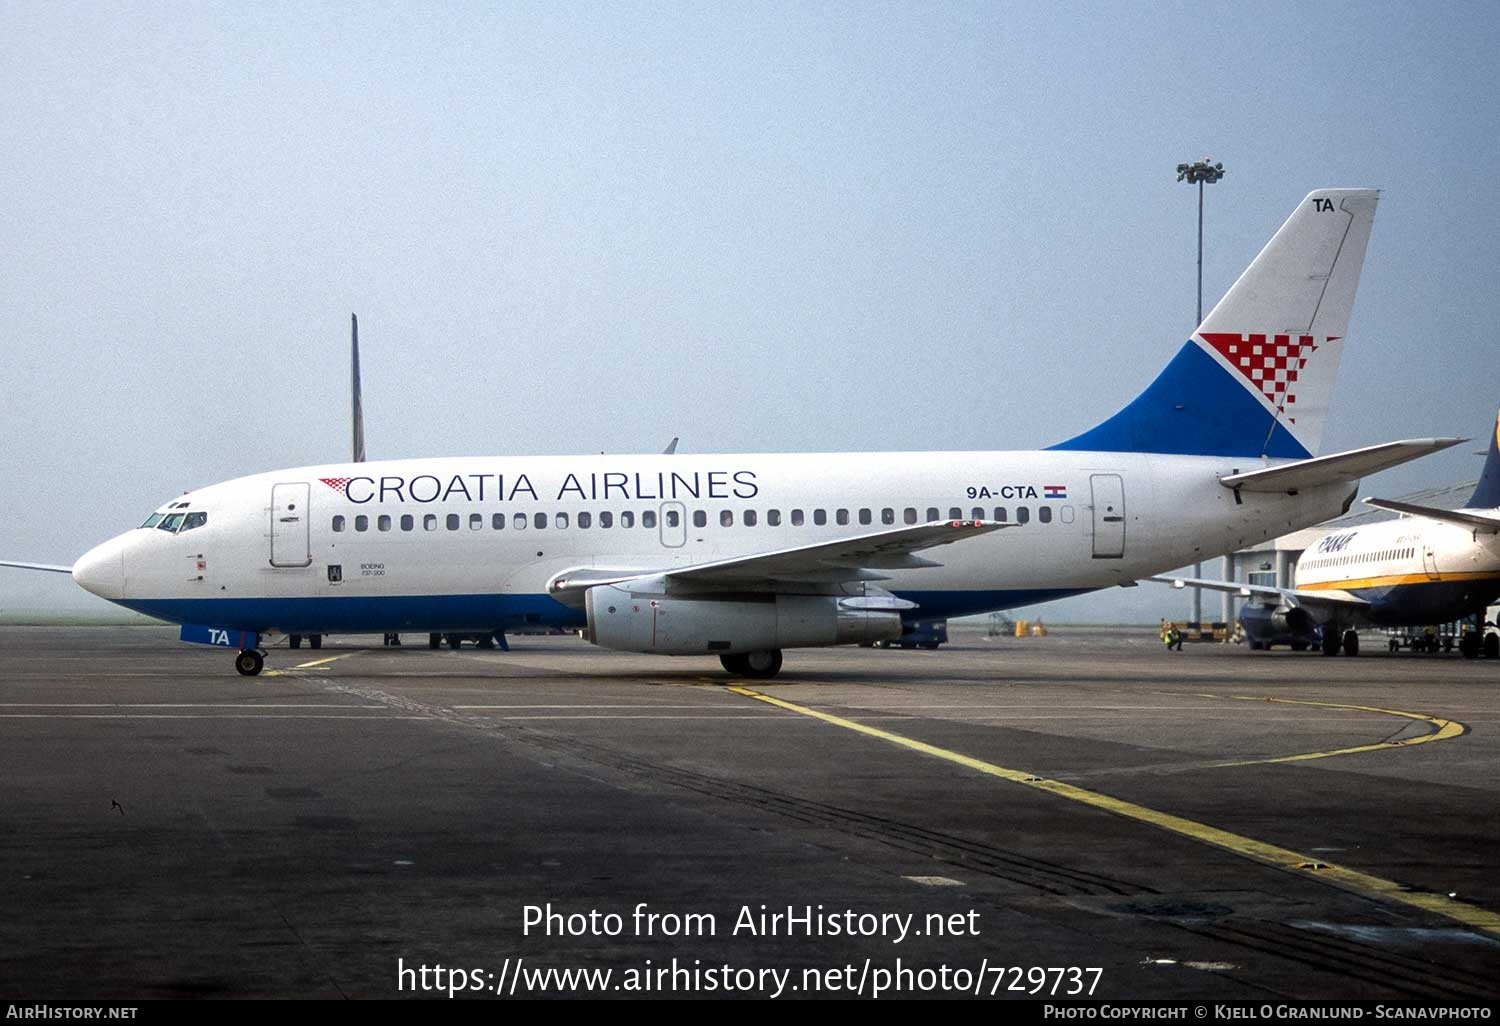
1362, 498, 1500, 534
1218, 438, 1464, 494
1149, 575, 1370, 611
0, 560, 74, 574
550, 520, 1012, 600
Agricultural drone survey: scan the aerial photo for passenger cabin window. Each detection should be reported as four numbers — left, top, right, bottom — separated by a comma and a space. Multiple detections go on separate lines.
556, 512, 569, 529
948, 507, 962, 520
1039, 506, 1052, 524
837, 509, 850, 526
402, 514, 415, 531
972, 507, 984, 521
791, 509, 804, 526
858, 508, 872, 526
355, 515, 369, 532
333, 515, 346, 532
1016, 507, 1030, 524
600, 512, 613, 528
180, 511, 208, 532
424, 514, 438, 531
721, 510, 734, 527
621, 512, 634, 528
881, 508, 895, 525
814, 509, 827, 526
767, 509, 781, 527
378, 514, 392, 531
641, 510, 656, 528
470, 513, 483, 530
693, 510, 707, 528
993, 507, 1007, 522
904, 508, 918, 525
446, 514, 460, 530
744, 510, 758, 527
513, 513, 527, 530
535, 513, 548, 529
492, 513, 505, 530
926, 507, 939, 522
665, 509, 680, 528
579, 512, 592, 529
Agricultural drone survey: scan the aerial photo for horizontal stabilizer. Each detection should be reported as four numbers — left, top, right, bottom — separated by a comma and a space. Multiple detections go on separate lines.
0, 560, 74, 574
1362, 498, 1500, 534
1218, 438, 1463, 494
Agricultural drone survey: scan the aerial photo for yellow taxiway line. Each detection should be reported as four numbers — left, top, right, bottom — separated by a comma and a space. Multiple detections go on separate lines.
727, 685, 1500, 937
263, 653, 360, 677
1187, 693, 1466, 767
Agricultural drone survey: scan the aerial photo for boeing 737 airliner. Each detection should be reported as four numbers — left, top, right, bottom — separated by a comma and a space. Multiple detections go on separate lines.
1157, 409, 1500, 657
1, 189, 1462, 677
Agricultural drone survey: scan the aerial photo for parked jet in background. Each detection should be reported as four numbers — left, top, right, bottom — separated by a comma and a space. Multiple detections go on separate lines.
1155, 410, 1500, 657
2, 189, 1462, 676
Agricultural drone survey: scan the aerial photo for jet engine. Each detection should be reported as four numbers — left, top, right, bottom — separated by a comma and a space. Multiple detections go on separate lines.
584, 584, 904, 654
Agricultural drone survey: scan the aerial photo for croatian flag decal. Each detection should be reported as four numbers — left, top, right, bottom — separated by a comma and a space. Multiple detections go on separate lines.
1044, 484, 1067, 499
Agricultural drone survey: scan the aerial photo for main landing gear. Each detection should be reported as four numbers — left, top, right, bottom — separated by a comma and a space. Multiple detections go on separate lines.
235, 650, 266, 676
1320, 628, 1360, 657
719, 649, 784, 679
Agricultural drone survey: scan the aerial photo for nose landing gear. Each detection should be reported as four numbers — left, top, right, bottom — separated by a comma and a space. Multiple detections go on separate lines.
235, 650, 266, 676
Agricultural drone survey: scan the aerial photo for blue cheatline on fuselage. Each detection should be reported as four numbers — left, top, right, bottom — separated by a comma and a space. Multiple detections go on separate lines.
118, 588, 1093, 636
1048, 341, 1311, 459
1346, 576, 1500, 627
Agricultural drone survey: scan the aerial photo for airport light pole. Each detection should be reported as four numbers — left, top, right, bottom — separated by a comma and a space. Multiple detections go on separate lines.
1176, 158, 1225, 630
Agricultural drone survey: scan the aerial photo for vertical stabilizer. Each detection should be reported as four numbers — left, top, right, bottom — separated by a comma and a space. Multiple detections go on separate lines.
1467, 409, 1500, 509
351, 313, 366, 464
1051, 189, 1379, 459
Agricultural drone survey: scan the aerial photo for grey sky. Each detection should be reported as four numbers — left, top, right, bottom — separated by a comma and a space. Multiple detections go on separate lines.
3, 1, 1498, 622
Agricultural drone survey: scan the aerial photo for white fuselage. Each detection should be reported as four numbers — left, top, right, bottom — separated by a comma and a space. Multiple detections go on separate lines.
1293, 514, 1500, 626
74, 449, 1354, 636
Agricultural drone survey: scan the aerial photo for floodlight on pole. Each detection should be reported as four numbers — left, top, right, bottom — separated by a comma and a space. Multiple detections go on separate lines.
1176, 158, 1225, 629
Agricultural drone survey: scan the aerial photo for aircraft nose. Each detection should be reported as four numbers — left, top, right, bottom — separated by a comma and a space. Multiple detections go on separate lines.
72, 535, 127, 601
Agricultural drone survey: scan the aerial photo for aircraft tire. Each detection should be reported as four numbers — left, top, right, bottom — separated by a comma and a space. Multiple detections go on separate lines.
310, 635, 322, 650
1343, 630, 1360, 657
923, 642, 941, 650
1485, 634, 1500, 660
478, 636, 496, 650
429, 633, 441, 649
235, 650, 264, 677
1322, 632, 1342, 656
742, 649, 783, 679
447, 634, 464, 649
289, 635, 302, 650
719, 653, 748, 675
1460, 633, 1480, 659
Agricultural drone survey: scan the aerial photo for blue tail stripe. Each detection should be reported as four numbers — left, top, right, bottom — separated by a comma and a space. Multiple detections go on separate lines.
1047, 341, 1312, 458
1467, 414, 1500, 509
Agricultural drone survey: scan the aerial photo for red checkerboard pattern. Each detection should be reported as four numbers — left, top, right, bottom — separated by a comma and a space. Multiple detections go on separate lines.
319, 477, 353, 493
1199, 333, 1336, 425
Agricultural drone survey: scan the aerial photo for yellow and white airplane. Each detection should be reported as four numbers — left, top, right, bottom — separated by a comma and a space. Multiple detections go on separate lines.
2, 189, 1464, 676
1156, 411, 1500, 657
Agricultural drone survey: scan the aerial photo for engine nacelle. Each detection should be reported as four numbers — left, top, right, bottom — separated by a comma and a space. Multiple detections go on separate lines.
584, 585, 904, 654
1268, 605, 1317, 636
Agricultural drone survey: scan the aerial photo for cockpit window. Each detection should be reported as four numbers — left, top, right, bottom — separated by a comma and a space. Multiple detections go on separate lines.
158, 513, 185, 532
180, 511, 208, 532
140, 513, 165, 529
